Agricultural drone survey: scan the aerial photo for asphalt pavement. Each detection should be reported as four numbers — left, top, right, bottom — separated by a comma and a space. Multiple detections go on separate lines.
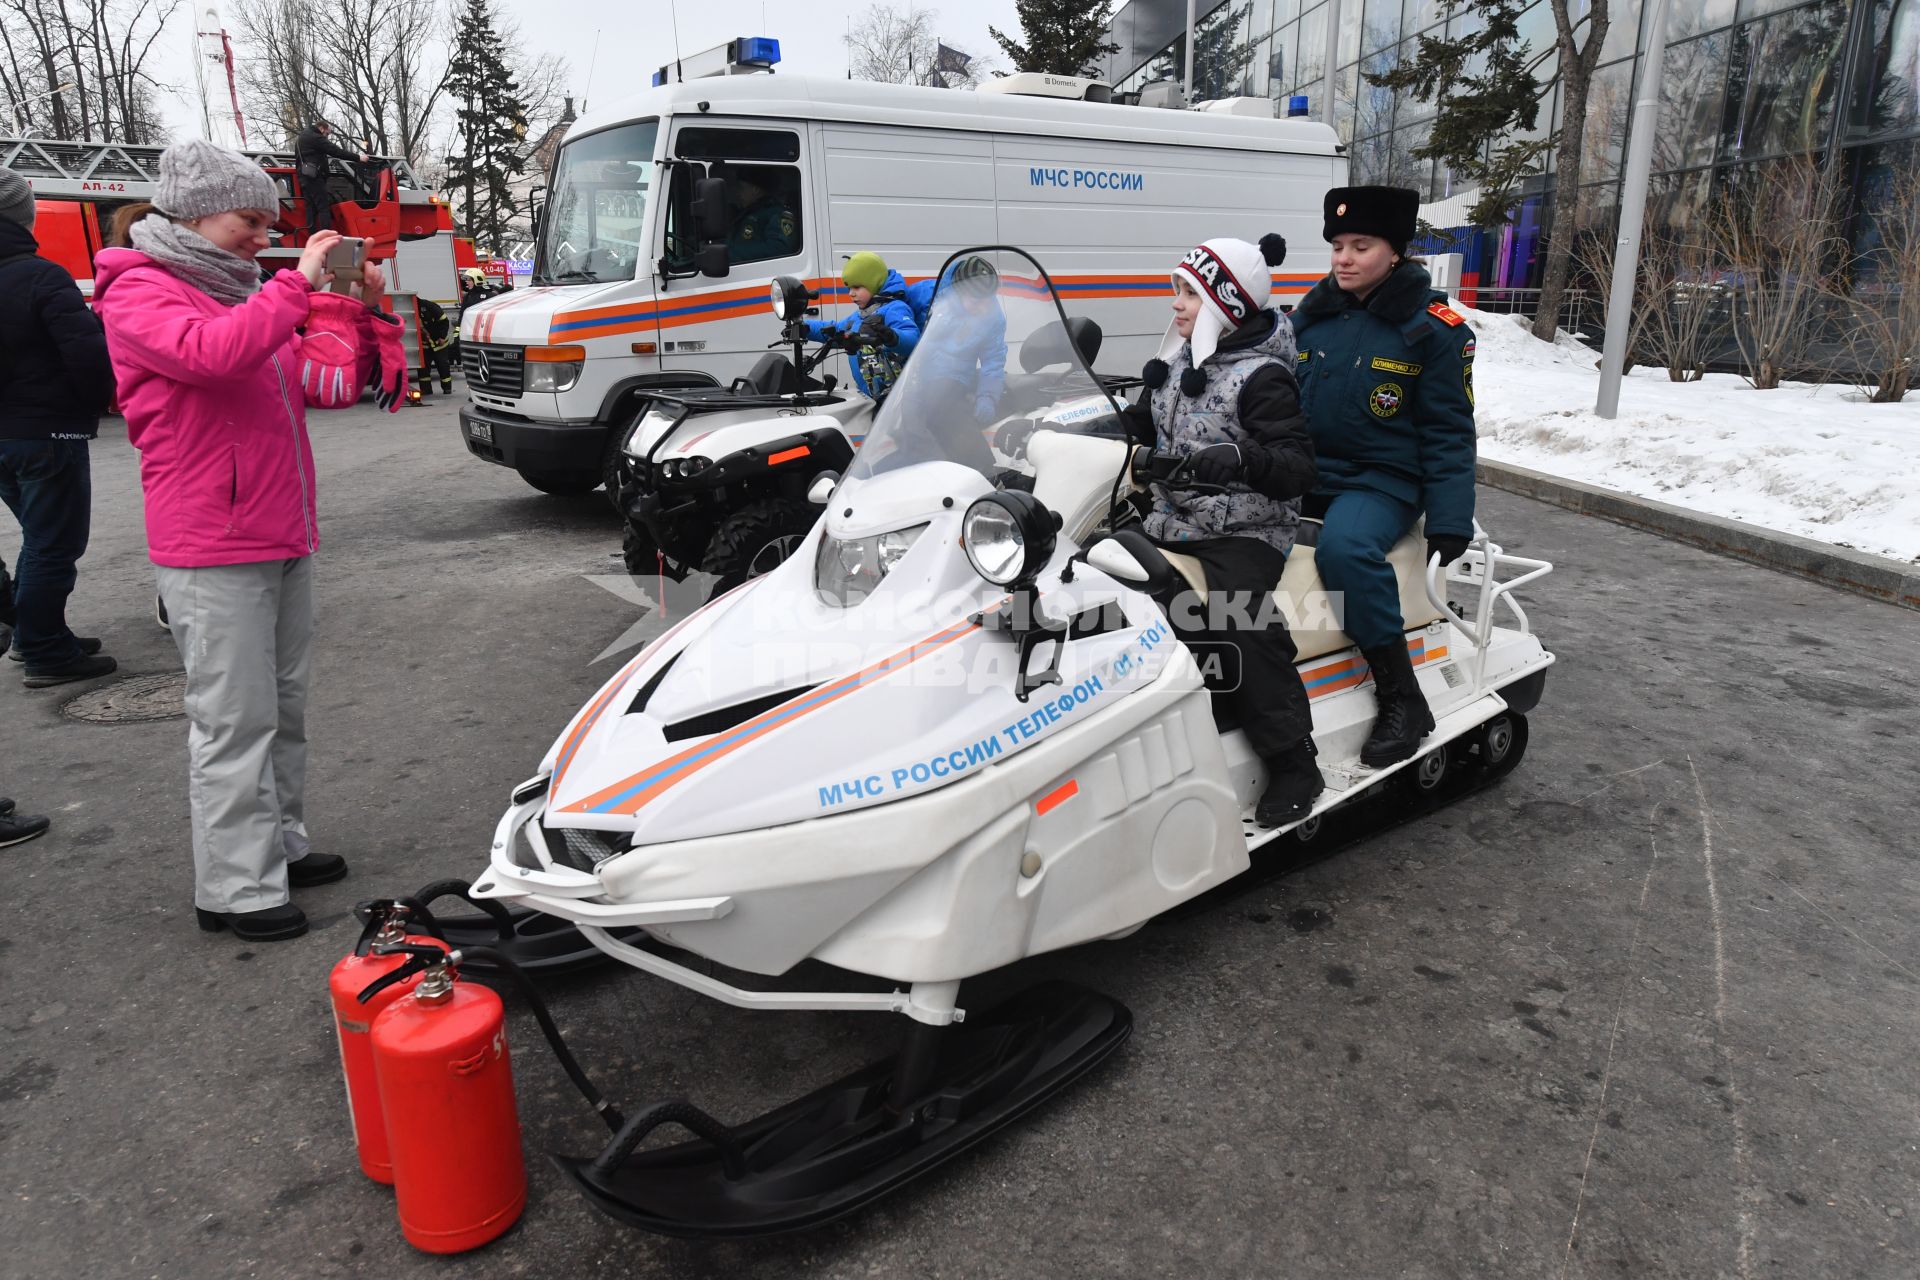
1, 397, 1915, 1278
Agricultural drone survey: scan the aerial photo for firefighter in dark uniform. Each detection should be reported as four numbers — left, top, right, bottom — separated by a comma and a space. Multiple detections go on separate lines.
415, 297, 457, 398
293, 119, 367, 234
1289, 185, 1477, 768
726, 169, 797, 263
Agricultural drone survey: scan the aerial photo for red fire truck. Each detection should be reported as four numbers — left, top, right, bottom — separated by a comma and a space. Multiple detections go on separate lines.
2, 135, 469, 384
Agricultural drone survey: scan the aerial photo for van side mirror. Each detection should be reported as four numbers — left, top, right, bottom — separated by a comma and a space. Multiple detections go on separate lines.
691, 176, 729, 241
695, 242, 730, 278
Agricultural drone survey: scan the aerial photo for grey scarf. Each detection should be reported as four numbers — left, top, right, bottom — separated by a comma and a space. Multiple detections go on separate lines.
129, 216, 262, 305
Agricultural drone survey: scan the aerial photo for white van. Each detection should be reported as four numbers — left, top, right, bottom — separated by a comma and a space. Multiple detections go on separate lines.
458, 64, 1345, 495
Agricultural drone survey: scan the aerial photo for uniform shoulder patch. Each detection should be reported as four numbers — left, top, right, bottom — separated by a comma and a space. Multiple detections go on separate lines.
1427, 301, 1464, 327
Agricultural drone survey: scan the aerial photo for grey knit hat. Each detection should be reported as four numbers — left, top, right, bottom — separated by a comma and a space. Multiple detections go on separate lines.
154, 138, 280, 221
0, 169, 34, 229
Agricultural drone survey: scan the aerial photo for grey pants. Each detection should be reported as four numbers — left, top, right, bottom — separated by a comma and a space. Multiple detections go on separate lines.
157, 557, 314, 912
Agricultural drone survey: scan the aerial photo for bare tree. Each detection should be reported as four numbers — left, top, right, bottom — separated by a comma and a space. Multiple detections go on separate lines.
846, 4, 988, 88
233, 0, 450, 163
1837, 159, 1920, 403
1, 0, 176, 141
1710, 154, 1847, 390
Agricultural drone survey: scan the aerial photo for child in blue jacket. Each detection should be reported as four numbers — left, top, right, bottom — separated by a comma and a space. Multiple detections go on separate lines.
800, 252, 919, 399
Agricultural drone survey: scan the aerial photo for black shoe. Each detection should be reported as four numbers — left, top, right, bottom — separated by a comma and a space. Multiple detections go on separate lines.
0, 810, 51, 848
287, 851, 349, 887
8, 635, 103, 662
1256, 742, 1326, 827
156, 594, 170, 630
0, 797, 12, 816
195, 902, 309, 940
22, 652, 117, 688
440, 382, 454, 394
1359, 643, 1436, 768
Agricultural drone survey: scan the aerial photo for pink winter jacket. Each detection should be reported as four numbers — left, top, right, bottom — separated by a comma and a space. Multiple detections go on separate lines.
93, 249, 385, 568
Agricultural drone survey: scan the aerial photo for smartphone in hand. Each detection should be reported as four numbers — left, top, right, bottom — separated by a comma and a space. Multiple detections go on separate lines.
324, 236, 366, 293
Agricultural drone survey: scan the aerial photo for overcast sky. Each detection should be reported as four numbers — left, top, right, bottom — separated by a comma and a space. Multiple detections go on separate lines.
153, 0, 1028, 142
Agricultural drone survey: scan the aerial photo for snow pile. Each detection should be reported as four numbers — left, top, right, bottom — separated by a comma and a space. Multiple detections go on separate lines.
1462, 305, 1920, 563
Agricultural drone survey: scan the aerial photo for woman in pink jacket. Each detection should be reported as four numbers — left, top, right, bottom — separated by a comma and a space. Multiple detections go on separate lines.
93, 139, 404, 942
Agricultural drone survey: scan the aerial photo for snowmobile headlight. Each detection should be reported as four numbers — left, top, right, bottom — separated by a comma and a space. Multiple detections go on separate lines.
815, 522, 928, 607
523, 345, 585, 393
681, 455, 712, 477
963, 491, 1057, 587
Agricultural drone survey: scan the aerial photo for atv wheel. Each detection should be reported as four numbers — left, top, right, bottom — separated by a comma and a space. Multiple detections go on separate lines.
518, 467, 601, 496
599, 431, 629, 510
705, 497, 818, 594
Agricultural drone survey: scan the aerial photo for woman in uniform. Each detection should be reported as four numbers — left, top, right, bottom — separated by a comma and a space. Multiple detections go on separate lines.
1290, 185, 1477, 768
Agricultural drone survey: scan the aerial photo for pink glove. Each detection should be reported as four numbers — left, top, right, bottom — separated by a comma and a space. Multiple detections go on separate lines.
298, 293, 370, 408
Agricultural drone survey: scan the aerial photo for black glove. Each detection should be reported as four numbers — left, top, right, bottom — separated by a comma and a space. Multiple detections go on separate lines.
859, 313, 898, 347
1181, 442, 1243, 487
1427, 534, 1471, 566
995, 418, 1034, 457
780, 319, 808, 344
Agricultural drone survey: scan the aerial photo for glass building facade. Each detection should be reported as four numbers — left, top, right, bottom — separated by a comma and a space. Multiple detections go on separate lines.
1096, 0, 1916, 291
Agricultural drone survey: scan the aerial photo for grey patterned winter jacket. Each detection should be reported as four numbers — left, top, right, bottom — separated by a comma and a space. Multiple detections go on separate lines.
1133, 309, 1318, 555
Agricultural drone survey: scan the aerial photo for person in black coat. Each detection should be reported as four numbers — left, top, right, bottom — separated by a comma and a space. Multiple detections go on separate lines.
0, 170, 117, 686
293, 119, 368, 234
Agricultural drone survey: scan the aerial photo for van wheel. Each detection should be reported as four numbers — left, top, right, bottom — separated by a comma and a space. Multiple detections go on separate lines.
706, 498, 818, 594
517, 467, 600, 496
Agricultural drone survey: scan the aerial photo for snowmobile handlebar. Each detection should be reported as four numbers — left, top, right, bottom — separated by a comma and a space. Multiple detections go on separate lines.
1130, 448, 1233, 496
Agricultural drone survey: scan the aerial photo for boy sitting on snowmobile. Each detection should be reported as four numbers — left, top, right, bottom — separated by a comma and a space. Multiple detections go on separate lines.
1123, 234, 1324, 827
793, 251, 919, 401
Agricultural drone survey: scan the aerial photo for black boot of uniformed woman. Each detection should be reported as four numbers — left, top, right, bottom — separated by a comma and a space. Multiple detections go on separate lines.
1256, 738, 1325, 827
1360, 643, 1435, 767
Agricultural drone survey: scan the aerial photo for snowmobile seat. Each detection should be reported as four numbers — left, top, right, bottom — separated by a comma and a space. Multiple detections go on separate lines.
1156, 518, 1446, 663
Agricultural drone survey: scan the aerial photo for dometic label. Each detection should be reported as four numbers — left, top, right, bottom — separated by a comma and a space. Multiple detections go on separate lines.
817, 621, 1171, 810
1029, 166, 1145, 192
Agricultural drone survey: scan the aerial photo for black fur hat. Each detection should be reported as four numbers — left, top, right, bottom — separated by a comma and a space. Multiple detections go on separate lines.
1322, 186, 1420, 252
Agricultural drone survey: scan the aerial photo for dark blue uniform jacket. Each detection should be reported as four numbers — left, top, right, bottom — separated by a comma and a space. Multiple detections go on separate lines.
1289, 261, 1477, 538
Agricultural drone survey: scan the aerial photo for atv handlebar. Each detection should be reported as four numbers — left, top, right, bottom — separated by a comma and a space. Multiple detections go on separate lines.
1131, 448, 1232, 496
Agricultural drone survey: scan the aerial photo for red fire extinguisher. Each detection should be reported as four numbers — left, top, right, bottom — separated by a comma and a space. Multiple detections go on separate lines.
359, 944, 526, 1254
329, 902, 446, 1184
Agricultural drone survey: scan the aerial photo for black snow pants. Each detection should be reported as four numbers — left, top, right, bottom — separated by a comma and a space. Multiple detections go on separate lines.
1151, 534, 1313, 758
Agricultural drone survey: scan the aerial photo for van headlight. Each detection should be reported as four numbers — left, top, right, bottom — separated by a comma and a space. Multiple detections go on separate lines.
524, 345, 586, 393
815, 523, 927, 607
962, 491, 1057, 587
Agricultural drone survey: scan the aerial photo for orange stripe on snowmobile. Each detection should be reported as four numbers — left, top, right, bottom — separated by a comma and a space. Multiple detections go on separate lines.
767, 445, 809, 466
562, 618, 983, 817
1035, 779, 1079, 816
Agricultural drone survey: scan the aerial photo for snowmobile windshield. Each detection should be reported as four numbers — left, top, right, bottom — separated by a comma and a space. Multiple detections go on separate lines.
840, 247, 1125, 492
534, 120, 658, 285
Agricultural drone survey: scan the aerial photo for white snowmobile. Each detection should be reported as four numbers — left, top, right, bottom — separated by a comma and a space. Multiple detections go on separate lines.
461, 249, 1555, 1236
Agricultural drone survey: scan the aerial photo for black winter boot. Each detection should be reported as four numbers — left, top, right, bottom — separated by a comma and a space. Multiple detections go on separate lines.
1360, 643, 1435, 767
1256, 739, 1325, 827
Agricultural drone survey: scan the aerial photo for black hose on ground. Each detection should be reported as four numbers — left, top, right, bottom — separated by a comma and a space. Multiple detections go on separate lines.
456, 944, 626, 1133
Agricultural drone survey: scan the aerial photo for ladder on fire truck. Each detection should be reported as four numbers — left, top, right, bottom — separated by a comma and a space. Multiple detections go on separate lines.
0, 134, 427, 199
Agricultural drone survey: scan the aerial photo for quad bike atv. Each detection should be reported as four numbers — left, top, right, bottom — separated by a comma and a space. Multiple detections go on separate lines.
611, 279, 873, 594
445, 248, 1554, 1237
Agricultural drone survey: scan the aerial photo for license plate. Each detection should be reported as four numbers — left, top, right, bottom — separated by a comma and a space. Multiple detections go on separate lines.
468, 419, 494, 444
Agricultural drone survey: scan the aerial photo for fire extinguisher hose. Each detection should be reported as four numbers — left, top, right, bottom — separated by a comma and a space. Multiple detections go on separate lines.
459, 945, 627, 1134
359, 943, 626, 1133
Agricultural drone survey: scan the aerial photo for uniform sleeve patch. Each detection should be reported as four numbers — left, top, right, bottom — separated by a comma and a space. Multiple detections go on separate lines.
1371, 356, 1423, 375
1428, 301, 1465, 327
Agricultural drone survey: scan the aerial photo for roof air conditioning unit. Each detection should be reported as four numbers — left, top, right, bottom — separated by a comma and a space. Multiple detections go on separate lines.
979, 72, 1112, 102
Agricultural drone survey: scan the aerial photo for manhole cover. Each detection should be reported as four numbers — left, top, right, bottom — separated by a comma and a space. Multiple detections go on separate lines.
61, 672, 188, 723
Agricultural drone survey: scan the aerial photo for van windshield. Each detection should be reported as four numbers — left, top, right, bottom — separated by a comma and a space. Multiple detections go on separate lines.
534, 120, 658, 286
